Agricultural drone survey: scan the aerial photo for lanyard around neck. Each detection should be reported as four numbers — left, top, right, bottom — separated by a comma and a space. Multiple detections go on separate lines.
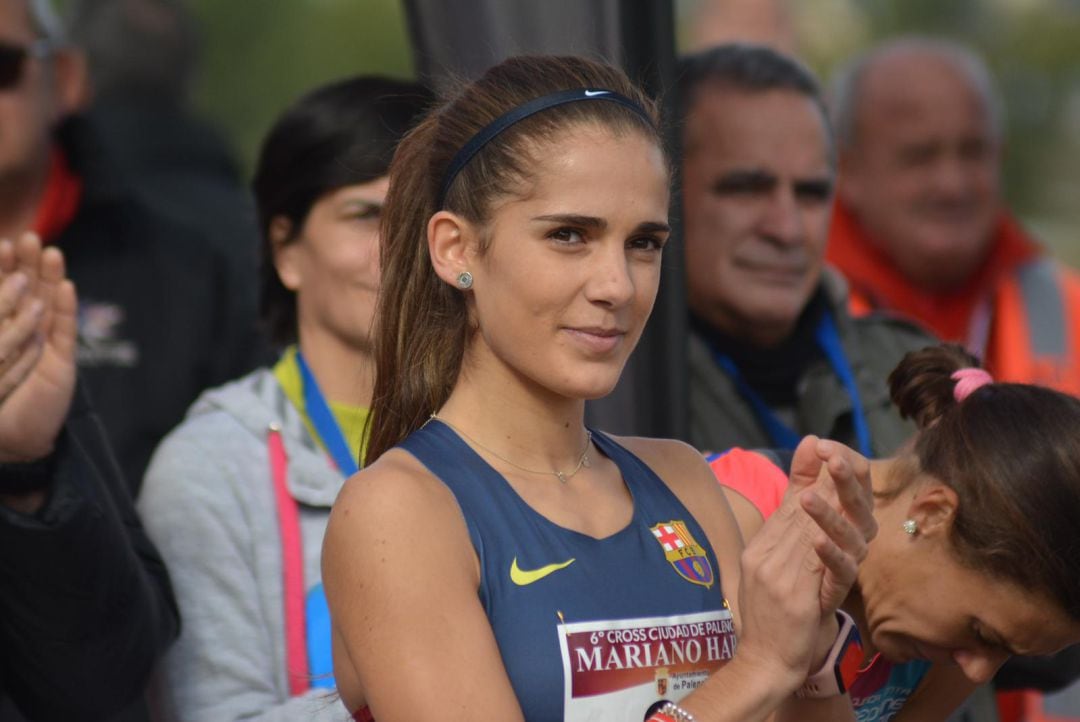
709, 311, 873, 457
295, 350, 360, 476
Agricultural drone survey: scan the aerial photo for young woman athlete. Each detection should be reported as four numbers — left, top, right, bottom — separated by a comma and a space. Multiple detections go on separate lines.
323, 55, 877, 722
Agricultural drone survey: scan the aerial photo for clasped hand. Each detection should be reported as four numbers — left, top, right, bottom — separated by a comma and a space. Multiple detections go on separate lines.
736, 436, 876, 689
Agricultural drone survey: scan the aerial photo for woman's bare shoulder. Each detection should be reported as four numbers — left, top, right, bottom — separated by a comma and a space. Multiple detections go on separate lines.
323, 452, 510, 719
324, 445, 481, 610
605, 434, 736, 531
328, 446, 473, 566
336, 447, 453, 513
608, 434, 713, 494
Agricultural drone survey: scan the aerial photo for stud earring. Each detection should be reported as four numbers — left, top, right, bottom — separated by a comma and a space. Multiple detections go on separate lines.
457, 271, 473, 289
902, 519, 918, 536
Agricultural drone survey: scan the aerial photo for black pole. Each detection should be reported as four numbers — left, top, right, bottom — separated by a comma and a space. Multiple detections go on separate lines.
586, 0, 687, 440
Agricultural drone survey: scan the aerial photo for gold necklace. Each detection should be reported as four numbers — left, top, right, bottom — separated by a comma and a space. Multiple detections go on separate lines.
429, 413, 592, 484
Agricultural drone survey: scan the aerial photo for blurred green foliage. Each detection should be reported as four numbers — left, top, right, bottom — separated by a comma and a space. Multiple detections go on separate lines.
188, 0, 414, 176
191, 1, 1078, 262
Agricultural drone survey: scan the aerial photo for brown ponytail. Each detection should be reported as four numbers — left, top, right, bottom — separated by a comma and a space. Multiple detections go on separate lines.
366, 55, 663, 463
366, 113, 466, 463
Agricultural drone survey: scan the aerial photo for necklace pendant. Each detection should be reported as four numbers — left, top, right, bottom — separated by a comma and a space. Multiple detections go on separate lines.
556, 471, 567, 484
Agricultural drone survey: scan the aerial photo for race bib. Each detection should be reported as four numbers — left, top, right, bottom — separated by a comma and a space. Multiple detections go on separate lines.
558, 608, 735, 721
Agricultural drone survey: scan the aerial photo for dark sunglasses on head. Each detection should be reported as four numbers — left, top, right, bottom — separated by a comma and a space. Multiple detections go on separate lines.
0, 39, 56, 91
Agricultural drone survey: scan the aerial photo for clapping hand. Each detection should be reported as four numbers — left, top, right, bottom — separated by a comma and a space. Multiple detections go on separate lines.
0, 233, 77, 463
788, 436, 876, 616
734, 436, 875, 687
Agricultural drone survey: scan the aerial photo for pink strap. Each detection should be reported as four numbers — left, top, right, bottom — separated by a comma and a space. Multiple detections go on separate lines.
951, 367, 994, 402
269, 427, 309, 696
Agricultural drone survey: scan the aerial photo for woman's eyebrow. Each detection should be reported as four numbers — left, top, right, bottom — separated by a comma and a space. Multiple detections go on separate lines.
635, 221, 671, 234
530, 215, 670, 235
530, 213, 606, 230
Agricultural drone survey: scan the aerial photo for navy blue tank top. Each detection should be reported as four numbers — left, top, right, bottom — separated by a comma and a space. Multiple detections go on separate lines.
400, 420, 736, 722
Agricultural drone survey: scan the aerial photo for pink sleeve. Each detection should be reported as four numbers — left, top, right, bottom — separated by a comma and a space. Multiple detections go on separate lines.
708, 449, 788, 520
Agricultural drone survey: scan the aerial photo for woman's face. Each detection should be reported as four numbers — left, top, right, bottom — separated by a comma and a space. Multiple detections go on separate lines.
277, 177, 388, 351
463, 124, 670, 401
859, 487, 1080, 684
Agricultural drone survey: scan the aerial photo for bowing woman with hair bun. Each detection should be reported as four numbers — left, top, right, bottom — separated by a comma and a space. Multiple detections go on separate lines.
322, 54, 878, 722
714, 343, 1080, 721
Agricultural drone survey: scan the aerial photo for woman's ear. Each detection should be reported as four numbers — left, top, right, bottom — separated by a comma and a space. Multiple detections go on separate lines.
905, 483, 959, 539
427, 210, 476, 289
269, 216, 301, 291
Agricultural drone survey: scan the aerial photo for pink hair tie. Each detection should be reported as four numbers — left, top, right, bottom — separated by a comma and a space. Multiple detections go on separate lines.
952, 367, 994, 402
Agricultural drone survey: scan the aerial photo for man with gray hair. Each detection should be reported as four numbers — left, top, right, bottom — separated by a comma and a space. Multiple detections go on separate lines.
677, 42, 930, 460
827, 36, 1080, 396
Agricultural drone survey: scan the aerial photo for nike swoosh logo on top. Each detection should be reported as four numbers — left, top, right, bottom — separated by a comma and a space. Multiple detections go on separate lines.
509, 556, 576, 586
583, 89, 609, 97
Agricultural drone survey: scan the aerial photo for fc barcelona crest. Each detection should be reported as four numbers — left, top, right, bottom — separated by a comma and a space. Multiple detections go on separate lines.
651, 520, 714, 588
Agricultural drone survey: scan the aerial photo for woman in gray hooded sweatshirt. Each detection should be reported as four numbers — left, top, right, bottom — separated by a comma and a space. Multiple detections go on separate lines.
137, 76, 430, 722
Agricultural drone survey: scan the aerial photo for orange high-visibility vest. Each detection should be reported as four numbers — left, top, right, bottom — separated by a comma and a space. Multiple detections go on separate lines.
827, 202, 1080, 396
987, 257, 1080, 396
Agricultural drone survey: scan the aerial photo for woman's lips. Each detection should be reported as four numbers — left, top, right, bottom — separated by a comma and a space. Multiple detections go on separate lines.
563, 326, 625, 354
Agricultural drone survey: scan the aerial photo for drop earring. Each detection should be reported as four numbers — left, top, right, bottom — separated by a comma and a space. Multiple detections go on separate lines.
902, 519, 918, 536
457, 271, 473, 289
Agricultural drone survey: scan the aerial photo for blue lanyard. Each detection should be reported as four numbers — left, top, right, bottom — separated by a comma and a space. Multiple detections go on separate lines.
709, 311, 873, 457
296, 350, 360, 476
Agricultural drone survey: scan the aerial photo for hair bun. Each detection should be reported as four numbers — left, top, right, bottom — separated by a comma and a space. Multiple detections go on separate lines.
888, 344, 981, 429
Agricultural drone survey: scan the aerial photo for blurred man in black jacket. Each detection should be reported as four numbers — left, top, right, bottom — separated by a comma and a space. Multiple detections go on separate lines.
0, 0, 263, 488
0, 232, 178, 721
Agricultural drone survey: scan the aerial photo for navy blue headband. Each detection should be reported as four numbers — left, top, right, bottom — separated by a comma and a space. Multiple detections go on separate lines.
437, 87, 654, 208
